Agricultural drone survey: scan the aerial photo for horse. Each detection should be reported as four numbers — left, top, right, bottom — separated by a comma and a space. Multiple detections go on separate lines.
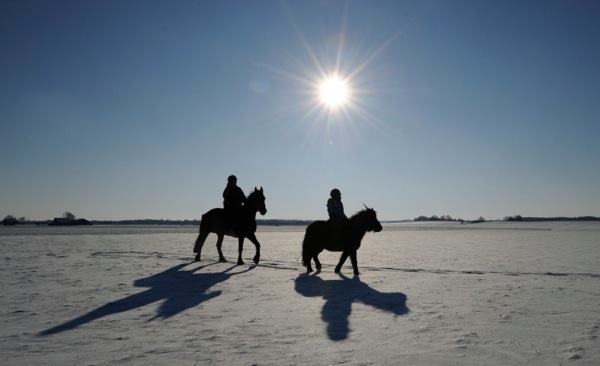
193, 187, 266, 265
302, 206, 382, 275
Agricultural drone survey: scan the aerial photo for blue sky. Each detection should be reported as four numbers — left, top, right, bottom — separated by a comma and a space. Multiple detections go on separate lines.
1, 0, 599, 221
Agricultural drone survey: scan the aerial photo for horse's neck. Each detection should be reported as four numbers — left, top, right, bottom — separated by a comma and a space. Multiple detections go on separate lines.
347, 216, 368, 236
242, 202, 259, 218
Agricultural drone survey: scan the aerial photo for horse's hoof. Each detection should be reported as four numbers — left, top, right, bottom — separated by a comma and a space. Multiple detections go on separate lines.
237, 259, 245, 265
219, 257, 227, 263
253, 257, 260, 265
194, 254, 201, 262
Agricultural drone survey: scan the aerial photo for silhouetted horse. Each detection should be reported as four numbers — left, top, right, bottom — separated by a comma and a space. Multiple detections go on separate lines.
193, 187, 266, 265
302, 206, 382, 275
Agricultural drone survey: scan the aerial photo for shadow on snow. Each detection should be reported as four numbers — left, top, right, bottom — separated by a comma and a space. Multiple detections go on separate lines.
39, 262, 254, 336
294, 273, 409, 341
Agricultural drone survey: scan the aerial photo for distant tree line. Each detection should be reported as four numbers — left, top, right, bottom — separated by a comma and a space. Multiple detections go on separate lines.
3, 212, 89, 226
414, 215, 457, 222
503, 215, 600, 222
89, 219, 312, 226
413, 215, 485, 223
2, 216, 313, 226
257, 219, 312, 226
4, 213, 599, 226
413, 214, 600, 223
91, 219, 201, 225
2, 215, 26, 225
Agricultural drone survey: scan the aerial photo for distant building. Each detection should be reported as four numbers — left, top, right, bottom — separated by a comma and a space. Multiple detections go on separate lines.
50, 218, 71, 226
48, 218, 92, 226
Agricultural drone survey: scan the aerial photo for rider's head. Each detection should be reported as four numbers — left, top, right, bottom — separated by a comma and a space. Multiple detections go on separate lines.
228, 175, 237, 184
330, 188, 341, 198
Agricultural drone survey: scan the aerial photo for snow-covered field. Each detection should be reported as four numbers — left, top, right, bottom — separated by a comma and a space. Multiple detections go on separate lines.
2, 222, 599, 365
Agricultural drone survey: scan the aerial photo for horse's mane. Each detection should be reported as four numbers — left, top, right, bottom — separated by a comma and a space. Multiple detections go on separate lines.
244, 187, 264, 205
247, 188, 260, 200
350, 207, 376, 219
247, 190, 259, 201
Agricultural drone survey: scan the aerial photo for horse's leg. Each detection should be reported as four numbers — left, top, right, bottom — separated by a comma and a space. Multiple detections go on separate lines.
246, 233, 261, 264
313, 254, 322, 273
193, 230, 210, 261
302, 241, 314, 273
304, 247, 323, 273
216, 234, 227, 262
335, 251, 350, 273
313, 247, 324, 272
237, 237, 245, 265
305, 256, 314, 273
349, 251, 360, 275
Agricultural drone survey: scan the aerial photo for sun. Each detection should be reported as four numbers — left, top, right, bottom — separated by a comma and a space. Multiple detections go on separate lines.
318, 76, 349, 109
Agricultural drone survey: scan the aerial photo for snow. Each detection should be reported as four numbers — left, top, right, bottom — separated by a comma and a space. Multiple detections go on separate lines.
1, 222, 599, 365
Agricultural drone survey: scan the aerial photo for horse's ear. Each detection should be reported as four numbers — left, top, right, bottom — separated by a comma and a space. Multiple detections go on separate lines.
260, 186, 263, 192
364, 203, 368, 210
254, 186, 257, 192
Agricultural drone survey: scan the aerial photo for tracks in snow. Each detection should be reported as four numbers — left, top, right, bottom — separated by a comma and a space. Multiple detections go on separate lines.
260, 259, 600, 279
89, 251, 600, 279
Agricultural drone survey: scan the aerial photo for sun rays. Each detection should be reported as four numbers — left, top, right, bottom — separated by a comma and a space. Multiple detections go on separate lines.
255, 2, 421, 162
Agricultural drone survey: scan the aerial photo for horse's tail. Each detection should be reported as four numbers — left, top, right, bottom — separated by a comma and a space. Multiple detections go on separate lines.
193, 211, 213, 253
301, 223, 316, 267
301, 237, 309, 268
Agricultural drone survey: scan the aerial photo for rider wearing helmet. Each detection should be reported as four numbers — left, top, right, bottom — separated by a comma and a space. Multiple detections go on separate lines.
223, 175, 247, 225
327, 188, 347, 221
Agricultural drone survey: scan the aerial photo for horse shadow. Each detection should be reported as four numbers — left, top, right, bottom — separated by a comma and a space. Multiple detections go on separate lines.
294, 273, 409, 341
39, 262, 254, 336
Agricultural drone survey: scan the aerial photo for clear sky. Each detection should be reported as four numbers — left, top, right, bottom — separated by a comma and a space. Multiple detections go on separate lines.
1, 0, 599, 221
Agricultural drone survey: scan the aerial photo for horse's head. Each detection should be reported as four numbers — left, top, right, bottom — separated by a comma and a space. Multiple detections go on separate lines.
247, 187, 267, 216
354, 205, 382, 233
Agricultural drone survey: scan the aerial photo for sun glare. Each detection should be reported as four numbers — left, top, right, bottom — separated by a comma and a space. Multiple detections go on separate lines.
319, 77, 349, 108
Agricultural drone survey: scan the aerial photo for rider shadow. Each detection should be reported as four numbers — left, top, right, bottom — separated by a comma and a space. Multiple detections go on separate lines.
294, 273, 409, 341
39, 262, 254, 336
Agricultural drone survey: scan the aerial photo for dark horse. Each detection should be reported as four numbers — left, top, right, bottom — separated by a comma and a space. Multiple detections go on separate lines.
302, 206, 382, 275
193, 187, 266, 265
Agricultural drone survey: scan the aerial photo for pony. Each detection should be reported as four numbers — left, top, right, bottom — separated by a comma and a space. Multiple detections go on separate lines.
193, 187, 266, 265
302, 206, 382, 275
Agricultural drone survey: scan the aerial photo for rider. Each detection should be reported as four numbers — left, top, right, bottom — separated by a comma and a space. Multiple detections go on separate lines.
223, 175, 246, 226
327, 188, 347, 221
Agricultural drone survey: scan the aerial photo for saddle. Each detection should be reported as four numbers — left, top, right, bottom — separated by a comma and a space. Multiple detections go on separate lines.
326, 218, 347, 240
223, 208, 242, 232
